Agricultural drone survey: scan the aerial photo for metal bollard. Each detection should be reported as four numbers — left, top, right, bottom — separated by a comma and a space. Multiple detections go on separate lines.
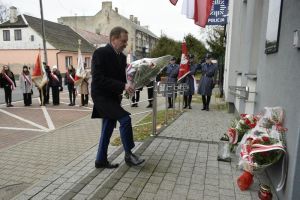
172, 83, 175, 119
151, 81, 157, 136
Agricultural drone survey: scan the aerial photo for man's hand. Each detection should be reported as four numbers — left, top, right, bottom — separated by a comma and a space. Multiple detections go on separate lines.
125, 83, 134, 95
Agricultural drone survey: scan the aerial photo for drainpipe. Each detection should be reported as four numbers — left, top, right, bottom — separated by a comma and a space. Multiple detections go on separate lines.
56, 50, 61, 70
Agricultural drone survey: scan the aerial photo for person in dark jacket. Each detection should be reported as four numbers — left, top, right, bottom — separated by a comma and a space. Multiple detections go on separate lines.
164, 57, 179, 108
183, 54, 198, 109
91, 26, 145, 168
65, 65, 76, 106
49, 65, 62, 105
197, 54, 218, 111
0, 65, 16, 107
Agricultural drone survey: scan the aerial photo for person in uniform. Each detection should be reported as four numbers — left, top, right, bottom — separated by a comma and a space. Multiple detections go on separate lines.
164, 57, 179, 108
91, 26, 145, 168
19, 65, 33, 106
197, 54, 218, 111
183, 54, 198, 109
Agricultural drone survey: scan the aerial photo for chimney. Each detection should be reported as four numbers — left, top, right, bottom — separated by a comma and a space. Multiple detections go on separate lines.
115, 7, 118, 13
129, 15, 134, 22
9, 6, 18, 23
134, 17, 138, 24
102, 1, 112, 10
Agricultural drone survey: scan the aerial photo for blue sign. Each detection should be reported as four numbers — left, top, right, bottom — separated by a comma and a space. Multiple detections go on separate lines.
207, 0, 229, 25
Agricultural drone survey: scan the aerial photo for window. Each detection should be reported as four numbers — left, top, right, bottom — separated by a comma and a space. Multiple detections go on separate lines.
14, 29, 22, 40
65, 56, 73, 68
30, 35, 34, 41
3, 30, 10, 41
265, 0, 283, 54
84, 57, 91, 68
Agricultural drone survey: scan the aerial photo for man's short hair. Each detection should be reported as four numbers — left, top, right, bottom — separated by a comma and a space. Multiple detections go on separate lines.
110, 26, 128, 41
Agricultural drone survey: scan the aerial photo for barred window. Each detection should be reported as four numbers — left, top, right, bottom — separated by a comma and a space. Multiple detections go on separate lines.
14, 29, 22, 40
3, 30, 10, 41
65, 56, 73, 67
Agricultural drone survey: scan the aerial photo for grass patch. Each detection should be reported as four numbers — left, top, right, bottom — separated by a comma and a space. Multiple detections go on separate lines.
111, 109, 182, 146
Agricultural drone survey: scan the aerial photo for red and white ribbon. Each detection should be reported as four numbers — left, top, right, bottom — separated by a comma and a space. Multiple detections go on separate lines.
3, 73, 15, 90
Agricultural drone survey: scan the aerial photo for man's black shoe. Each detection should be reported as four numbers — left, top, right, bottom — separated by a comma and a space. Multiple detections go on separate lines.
146, 104, 152, 108
183, 105, 187, 109
125, 152, 145, 166
188, 105, 192, 109
95, 161, 119, 169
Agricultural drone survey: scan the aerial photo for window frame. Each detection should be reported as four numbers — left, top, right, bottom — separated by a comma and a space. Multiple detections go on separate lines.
3, 30, 10, 41
14, 29, 22, 41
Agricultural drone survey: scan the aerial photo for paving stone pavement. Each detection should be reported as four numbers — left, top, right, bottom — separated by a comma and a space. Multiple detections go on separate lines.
2, 94, 279, 200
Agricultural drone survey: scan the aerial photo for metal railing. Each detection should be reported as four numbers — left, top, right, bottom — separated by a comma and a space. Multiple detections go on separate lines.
119, 81, 189, 136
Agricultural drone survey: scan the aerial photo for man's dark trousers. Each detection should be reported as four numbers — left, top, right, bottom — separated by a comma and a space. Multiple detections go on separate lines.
96, 115, 135, 162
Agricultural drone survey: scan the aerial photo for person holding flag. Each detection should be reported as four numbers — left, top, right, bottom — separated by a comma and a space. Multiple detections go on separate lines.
183, 54, 198, 109
49, 65, 62, 105
65, 65, 76, 106
31, 53, 49, 106
0, 65, 16, 107
19, 65, 33, 106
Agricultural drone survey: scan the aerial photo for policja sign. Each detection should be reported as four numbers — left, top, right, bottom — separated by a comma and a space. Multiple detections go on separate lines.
207, 0, 229, 25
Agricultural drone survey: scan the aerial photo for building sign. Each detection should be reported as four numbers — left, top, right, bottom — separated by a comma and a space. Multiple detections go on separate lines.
207, 0, 229, 25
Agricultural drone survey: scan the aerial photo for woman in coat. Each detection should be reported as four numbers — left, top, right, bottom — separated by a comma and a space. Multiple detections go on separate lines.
197, 54, 218, 111
79, 64, 90, 106
0, 65, 16, 107
19, 65, 33, 106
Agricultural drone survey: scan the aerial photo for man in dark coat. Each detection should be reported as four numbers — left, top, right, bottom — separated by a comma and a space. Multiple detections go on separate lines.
197, 54, 218, 111
49, 65, 62, 105
91, 26, 145, 168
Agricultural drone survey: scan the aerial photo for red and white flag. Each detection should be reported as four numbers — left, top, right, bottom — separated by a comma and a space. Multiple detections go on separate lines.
194, 0, 213, 27
169, 0, 213, 28
177, 40, 190, 82
32, 53, 48, 89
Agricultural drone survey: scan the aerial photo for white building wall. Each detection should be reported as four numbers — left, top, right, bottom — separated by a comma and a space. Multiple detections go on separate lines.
0, 27, 55, 49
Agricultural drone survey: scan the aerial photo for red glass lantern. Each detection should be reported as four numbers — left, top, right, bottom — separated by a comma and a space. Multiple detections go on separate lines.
258, 184, 273, 200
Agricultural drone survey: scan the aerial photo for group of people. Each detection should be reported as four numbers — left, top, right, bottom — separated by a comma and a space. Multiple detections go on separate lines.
0, 64, 90, 107
164, 53, 218, 111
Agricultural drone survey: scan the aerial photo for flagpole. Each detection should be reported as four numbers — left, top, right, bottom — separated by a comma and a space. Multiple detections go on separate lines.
39, 0, 48, 64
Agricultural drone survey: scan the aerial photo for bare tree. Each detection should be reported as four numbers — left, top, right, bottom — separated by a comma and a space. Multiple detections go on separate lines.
0, 1, 9, 24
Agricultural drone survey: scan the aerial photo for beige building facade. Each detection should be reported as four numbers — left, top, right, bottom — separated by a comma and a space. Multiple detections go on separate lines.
58, 1, 158, 59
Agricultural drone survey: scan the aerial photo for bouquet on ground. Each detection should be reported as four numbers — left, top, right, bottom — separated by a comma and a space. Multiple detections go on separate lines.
126, 55, 172, 96
227, 114, 259, 145
236, 107, 287, 191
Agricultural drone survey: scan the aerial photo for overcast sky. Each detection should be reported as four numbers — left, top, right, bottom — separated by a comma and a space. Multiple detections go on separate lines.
2, 0, 207, 42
